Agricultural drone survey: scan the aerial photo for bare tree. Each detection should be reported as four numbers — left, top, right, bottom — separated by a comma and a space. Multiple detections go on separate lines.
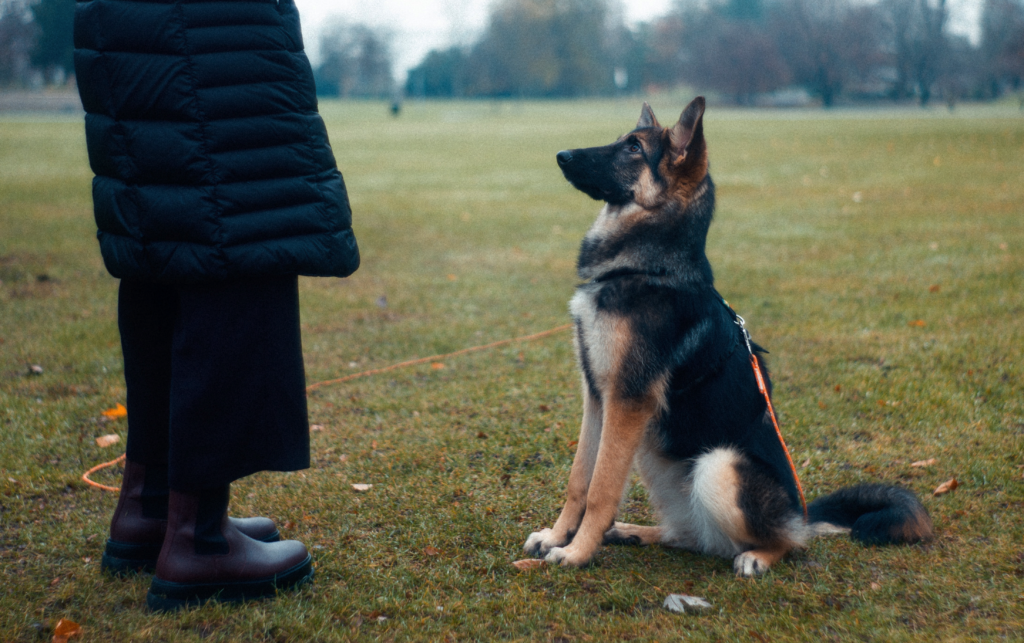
914, 0, 948, 105
881, 0, 950, 105
644, 12, 687, 89
0, 0, 35, 86
980, 0, 1024, 96
316, 22, 394, 98
686, 17, 790, 103
463, 0, 616, 97
772, 0, 885, 107
29, 0, 74, 84
405, 46, 469, 97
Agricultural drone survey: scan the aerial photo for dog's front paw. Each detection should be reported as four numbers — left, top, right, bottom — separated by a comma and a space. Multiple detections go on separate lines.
733, 551, 771, 577
524, 528, 564, 557
544, 545, 592, 568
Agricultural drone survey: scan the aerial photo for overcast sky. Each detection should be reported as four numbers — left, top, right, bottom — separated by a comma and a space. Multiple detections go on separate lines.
292, 0, 983, 78
293, 0, 669, 72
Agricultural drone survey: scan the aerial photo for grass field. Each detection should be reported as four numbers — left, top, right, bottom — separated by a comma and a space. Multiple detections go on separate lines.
1, 98, 1023, 641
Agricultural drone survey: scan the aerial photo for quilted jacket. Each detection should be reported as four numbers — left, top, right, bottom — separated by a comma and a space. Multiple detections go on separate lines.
73, 0, 359, 282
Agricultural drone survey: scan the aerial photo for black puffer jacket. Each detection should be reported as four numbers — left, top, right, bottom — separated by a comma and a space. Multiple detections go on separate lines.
73, 0, 359, 282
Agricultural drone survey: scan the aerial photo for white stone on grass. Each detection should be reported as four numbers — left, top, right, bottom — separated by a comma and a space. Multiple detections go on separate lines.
663, 594, 713, 614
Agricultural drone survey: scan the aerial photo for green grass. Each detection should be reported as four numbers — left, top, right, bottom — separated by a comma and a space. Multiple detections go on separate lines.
2, 98, 1023, 641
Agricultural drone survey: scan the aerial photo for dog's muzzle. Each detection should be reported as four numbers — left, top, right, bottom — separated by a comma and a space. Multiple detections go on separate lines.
556, 150, 573, 167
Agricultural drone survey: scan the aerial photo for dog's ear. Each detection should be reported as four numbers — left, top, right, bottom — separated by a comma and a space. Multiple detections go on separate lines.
637, 102, 660, 129
669, 96, 706, 166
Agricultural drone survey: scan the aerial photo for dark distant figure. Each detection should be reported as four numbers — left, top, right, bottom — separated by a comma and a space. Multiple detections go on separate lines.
73, 0, 359, 611
391, 100, 402, 117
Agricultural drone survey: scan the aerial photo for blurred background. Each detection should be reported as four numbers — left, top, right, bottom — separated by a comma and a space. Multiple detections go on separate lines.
1, 0, 1022, 111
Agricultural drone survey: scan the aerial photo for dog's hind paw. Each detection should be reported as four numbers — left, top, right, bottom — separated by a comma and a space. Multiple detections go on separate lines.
732, 551, 772, 577
524, 528, 563, 556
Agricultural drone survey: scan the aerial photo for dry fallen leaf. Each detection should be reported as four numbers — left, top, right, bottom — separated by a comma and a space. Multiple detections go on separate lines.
911, 458, 938, 468
282, 521, 295, 529
424, 546, 440, 556
310, 424, 324, 432
512, 559, 544, 570
933, 478, 959, 496
870, 582, 882, 590
52, 618, 82, 643
29, 364, 44, 375
101, 403, 127, 419
929, 284, 941, 293
95, 434, 120, 448
431, 362, 445, 370
351, 483, 372, 492
908, 320, 926, 328
801, 458, 812, 468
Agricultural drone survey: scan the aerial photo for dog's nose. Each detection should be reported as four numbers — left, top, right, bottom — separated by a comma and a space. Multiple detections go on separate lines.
556, 150, 573, 166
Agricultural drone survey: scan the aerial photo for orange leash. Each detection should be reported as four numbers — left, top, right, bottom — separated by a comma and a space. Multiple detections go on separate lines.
305, 324, 572, 392
82, 324, 574, 491
81, 453, 126, 492
721, 293, 808, 518
750, 353, 808, 518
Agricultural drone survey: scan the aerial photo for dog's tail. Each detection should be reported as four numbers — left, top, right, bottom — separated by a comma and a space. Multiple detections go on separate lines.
807, 484, 933, 545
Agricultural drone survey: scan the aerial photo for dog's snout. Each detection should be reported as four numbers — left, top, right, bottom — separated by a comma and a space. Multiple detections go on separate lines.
556, 150, 573, 166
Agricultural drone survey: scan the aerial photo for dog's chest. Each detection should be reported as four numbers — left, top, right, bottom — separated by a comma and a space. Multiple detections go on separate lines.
569, 285, 624, 392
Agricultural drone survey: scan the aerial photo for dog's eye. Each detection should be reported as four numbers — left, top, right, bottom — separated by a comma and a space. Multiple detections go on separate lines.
629, 143, 642, 153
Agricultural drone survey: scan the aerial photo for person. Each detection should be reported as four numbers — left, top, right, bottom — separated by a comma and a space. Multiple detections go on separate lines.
73, 0, 359, 611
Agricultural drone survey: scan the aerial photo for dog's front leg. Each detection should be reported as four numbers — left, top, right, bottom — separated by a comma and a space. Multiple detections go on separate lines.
544, 395, 656, 567
524, 386, 602, 556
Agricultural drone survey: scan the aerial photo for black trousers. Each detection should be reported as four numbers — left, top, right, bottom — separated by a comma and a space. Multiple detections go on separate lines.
118, 276, 310, 492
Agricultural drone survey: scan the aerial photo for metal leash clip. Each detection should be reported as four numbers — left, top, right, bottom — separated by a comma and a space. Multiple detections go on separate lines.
733, 313, 754, 356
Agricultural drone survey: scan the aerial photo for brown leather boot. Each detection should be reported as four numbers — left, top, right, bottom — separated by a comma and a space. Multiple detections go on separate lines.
102, 461, 280, 575
146, 486, 312, 611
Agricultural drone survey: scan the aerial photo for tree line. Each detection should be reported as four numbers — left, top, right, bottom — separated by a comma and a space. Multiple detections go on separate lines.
0, 0, 72, 87
3, 0, 1023, 106
330, 0, 1024, 107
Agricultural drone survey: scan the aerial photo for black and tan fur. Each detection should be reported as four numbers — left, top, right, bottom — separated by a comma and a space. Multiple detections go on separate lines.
523, 98, 933, 575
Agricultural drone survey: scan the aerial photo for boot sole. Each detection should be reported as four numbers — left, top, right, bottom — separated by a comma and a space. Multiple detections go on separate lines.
146, 554, 313, 611
102, 539, 163, 576
102, 530, 282, 577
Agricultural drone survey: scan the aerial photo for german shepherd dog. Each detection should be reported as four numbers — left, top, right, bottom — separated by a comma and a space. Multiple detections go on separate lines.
523, 98, 933, 575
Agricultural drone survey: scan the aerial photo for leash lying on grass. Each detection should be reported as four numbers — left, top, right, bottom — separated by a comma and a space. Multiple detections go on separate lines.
82, 324, 574, 492
83, 316, 808, 505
